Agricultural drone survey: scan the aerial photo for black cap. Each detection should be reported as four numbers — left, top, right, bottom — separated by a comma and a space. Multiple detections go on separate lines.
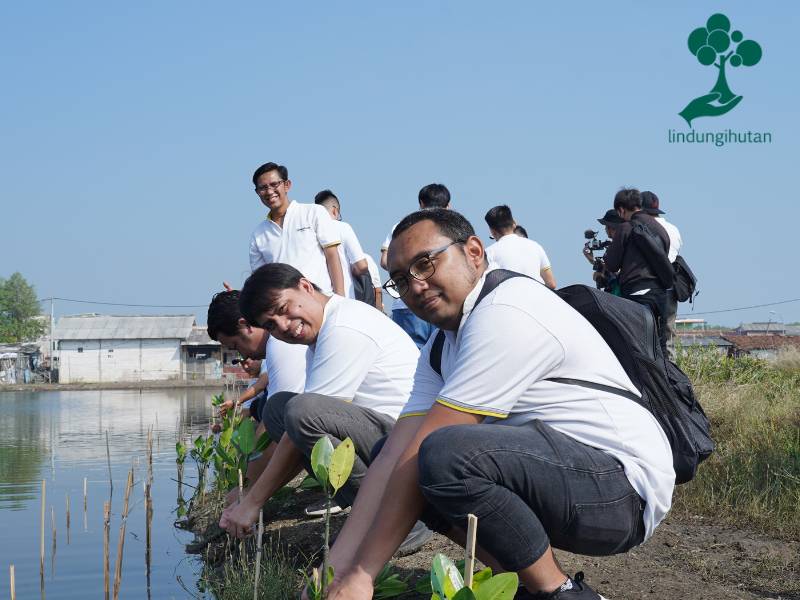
598, 209, 624, 226
641, 191, 665, 215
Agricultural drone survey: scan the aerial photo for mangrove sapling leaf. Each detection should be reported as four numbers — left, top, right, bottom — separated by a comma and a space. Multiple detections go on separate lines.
431, 554, 464, 599
471, 572, 518, 600
452, 588, 477, 600
233, 418, 256, 456
175, 441, 187, 465
416, 560, 465, 594
311, 437, 334, 489
471, 568, 493, 592
300, 475, 323, 490
373, 564, 409, 598
254, 432, 270, 453
328, 438, 355, 494
214, 444, 236, 469
211, 393, 225, 407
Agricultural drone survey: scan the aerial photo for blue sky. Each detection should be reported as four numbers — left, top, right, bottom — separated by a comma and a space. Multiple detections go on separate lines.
2, 2, 798, 326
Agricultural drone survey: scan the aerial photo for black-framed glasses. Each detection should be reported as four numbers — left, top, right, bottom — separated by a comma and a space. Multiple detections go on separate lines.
382, 239, 465, 299
255, 180, 285, 194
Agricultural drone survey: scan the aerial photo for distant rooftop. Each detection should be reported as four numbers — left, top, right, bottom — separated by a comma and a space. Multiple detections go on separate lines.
54, 314, 196, 340
182, 325, 219, 346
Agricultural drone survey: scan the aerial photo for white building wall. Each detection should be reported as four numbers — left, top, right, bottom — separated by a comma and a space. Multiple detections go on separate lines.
59, 338, 182, 382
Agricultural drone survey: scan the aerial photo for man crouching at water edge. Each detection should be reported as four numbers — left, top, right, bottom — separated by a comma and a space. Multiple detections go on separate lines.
317, 209, 675, 600
219, 264, 430, 547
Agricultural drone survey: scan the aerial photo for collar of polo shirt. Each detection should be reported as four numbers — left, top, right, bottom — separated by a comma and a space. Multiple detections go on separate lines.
455, 267, 497, 332
267, 199, 296, 222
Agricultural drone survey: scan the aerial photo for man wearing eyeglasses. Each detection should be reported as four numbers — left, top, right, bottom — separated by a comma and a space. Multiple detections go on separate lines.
319, 209, 674, 600
248, 162, 345, 297
219, 263, 432, 554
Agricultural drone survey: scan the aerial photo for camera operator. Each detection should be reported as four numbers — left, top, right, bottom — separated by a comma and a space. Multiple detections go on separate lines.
603, 188, 671, 355
583, 209, 624, 295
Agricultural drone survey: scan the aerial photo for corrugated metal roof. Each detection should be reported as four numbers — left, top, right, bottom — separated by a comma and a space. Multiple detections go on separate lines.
182, 326, 220, 346
54, 315, 196, 340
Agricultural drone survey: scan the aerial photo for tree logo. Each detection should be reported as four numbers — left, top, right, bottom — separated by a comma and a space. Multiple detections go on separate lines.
679, 13, 762, 126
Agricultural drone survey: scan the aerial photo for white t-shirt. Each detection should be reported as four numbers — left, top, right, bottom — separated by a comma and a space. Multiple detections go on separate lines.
400, 270, 675, 541
382, 223, 407, 311
249, 201, 341, 294
655, 216, 683, 263
485, 234, 551, 283
304, 295, 419, 419
265, 336, 307, 398
365, 255, 381, 288
240, 361, 267, 409
333, 220, 368, 299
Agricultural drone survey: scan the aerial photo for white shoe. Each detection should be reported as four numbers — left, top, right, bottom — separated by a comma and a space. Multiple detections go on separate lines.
303, 500, 343, 517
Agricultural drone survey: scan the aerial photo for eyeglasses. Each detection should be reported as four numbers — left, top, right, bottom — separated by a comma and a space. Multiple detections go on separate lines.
382, 240, 465, 299
255, 180, 285, 194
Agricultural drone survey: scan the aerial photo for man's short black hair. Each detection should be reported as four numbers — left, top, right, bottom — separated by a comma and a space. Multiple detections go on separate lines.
207, 290, 243, 341
485, 205, 515, 231
252, 162, 289, 186
392, 208, 475, 245
239, 263, 320, 326
613, 188, 642, 211
418, 183, 451, 208
314, 189, 340, 210
514, 225, 528, 238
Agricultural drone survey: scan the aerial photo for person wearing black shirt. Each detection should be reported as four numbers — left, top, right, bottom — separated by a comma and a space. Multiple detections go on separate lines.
603, 188, 671, 354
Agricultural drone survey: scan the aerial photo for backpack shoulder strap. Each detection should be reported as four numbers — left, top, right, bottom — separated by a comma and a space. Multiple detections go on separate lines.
429, 269, 533, 376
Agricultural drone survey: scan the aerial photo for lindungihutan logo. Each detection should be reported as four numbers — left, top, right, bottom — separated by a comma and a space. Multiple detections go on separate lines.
679, 13, 762, 126
668, 13, 770, 147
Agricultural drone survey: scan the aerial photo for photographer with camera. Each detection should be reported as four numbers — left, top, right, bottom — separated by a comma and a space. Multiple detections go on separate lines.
603, 188, 672, 355
583, 209, 624, 295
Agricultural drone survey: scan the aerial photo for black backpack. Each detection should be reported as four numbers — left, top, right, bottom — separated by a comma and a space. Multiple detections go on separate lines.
629, 219, 675, 289
429, 270, 714, 485
673, 255, 698, 303
352, 272, 377, 307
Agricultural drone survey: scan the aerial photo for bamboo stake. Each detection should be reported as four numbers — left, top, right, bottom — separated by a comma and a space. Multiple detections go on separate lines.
464, 514, 478, 589
238, 469, 244, 503
9, 565, 15, 600
83, 477, 88, 511
112, 469, 133, 600
103, 502, 110, 600
253, 509, 264, 600
40, 480, 45, 579
65, 494, 70, 545
105, 431, 113, 500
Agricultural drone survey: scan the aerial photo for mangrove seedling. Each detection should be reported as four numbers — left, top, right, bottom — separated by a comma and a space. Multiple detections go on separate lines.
429, 553, 518, 600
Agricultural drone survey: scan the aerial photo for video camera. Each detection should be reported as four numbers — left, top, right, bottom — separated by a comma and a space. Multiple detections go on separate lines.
583, 230, 611, 273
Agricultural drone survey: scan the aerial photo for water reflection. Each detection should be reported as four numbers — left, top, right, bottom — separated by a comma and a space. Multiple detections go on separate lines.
0, 388, 216, 599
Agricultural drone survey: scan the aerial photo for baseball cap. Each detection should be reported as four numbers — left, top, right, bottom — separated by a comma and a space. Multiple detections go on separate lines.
641, 191, 665, 215
598, 209, 624, 226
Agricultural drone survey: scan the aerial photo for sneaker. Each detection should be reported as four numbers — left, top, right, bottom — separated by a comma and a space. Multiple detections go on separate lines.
394, 521, 434, 557
515, 572, 609, 600
303, 499, 344, 517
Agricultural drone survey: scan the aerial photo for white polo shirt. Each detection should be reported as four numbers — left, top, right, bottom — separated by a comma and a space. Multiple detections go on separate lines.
304, 295, 419, 419
400, 270, 675, 541
485, 233, 551, 283
333, 220, 368, 299
655, 216, 683, 263
382, 223, 407, 311
249, 201, 341, 294
365, 255, 381, 289
265, 336, 307, 398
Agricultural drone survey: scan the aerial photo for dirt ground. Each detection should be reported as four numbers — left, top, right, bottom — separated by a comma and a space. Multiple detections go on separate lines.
186, 482, 799, 600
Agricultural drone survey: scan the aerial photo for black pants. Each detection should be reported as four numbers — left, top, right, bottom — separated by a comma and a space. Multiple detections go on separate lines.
624, 287, 668, 357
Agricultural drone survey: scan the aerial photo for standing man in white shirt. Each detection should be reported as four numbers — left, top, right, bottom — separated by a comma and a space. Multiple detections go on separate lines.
220, 263, 429, 553
248, 162, 345, 296
314, 189, 370, 299
379, 183, 450, 347
641, 191, 683, 359
320, 209, 674, 600
484, 204, 557, 289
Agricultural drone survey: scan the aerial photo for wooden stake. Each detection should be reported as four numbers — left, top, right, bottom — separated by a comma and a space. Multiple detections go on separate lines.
106, 431, 113, 500
40, 480, 46, 579
112, 469, 133, 600
9, 565, 15, 600
253, 510, 264, 600
51, 507, 56, 545
464, 514, 478, 589
238, 469, 244, 503
83, 477, 88, 511
103, 502, 110, 600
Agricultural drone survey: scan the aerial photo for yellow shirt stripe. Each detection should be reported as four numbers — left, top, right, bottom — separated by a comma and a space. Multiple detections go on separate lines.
435, 398, 508, 419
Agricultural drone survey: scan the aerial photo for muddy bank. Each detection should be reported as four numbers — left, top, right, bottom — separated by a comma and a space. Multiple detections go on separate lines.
183, 479, 799, 600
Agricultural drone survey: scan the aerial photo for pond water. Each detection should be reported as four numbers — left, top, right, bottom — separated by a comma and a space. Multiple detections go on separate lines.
0, 388, 217, 599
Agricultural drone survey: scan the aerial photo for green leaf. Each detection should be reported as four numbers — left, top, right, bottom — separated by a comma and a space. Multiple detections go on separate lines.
471, 568, 493, 592
374, 564, 409, 598
299, 475, 322, 490
215, 444, 236, 467
328, 438, 356, 494
254, 432, 271, 453
219, 424, 233, 449
234, 418, 256, 456
415, 576, 433, 594
472, 573, 518, 600
175, 441, 187, 463
310, 437, 334, 489
431, 554, 464, 599
452, 589, 477, 600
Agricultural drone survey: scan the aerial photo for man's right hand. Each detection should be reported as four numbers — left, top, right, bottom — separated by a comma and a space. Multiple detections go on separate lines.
218, 399, 235, 417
